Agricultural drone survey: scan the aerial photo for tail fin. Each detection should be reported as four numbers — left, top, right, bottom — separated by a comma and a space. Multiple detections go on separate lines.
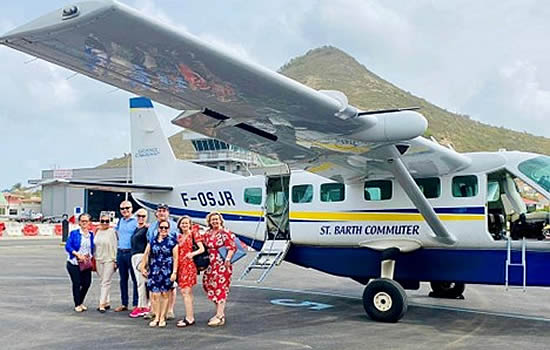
130, 97, 239, 185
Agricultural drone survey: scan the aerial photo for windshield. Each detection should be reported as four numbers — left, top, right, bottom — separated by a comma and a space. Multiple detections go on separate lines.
518, 155, 550, 193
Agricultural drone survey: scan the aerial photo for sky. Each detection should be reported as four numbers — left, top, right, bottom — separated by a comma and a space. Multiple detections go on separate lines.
1, 0, 550, 190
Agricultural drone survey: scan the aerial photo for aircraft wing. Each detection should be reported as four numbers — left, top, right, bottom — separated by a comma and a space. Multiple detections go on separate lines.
39, 179, 172, 193
0, 1, 469, 182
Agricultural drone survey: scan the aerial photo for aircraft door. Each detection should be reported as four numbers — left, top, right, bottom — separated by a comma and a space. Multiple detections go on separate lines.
265, 175, 290, 240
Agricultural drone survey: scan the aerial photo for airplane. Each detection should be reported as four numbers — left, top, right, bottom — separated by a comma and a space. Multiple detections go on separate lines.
3, 1, 550, 323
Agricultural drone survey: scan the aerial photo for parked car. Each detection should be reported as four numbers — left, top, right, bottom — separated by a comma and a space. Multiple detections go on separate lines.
15, 211, 44, 223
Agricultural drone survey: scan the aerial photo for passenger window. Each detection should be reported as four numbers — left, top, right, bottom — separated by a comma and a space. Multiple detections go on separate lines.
320, 183, 345, 202
364, 180, 392, 201
452, 175, 478, 198
292, 184, 313, 203
244, 187, 262, 205
414, 177, 441, 199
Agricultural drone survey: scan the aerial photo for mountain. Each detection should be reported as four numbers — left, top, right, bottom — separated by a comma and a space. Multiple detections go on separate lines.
97, 46, 550, 169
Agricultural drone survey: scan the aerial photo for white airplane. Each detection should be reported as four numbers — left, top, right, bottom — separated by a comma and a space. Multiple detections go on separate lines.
3, 1, 550, 323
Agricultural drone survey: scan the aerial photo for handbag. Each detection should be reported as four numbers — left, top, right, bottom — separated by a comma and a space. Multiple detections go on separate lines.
91, 257, 97, 272
191, 232, 210, 271
218, 236, 247, 264
79, 256, 93, 271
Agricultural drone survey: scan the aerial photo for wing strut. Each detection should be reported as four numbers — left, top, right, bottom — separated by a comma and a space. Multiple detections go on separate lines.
382, 146, 457, 245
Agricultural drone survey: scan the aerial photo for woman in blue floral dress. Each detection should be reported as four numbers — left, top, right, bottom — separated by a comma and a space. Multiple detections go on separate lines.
140, 220, 178, 328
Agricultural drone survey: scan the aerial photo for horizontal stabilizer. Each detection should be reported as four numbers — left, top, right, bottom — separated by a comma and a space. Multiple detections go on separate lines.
39, 179, 173, 193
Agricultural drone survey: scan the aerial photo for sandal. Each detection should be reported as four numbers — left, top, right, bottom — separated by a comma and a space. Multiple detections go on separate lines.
208, 315, 225, 327
114, 305, 128, 312
80, 305, 88, 311
97, 307, 106, 313
104, 304, 111, 310
159, 320, 167, 328
149, 320, 159, 328
176, 318, 196, 328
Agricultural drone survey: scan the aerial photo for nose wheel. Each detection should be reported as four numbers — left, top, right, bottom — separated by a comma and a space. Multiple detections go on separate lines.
363, 278, 407, 323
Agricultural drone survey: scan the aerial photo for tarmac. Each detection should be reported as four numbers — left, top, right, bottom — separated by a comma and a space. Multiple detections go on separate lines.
1, 238, 550, 349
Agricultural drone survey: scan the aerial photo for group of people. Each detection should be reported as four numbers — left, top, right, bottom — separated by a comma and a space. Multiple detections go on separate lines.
65, 201, 238, 328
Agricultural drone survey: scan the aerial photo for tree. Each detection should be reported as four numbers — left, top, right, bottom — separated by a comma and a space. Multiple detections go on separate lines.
10, 183, 22, 192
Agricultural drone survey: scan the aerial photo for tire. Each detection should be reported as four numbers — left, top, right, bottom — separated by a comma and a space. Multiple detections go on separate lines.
363, 278, 407, 323
430, 281, 465, 299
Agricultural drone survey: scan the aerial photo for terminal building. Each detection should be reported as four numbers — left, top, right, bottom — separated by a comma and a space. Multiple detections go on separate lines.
32, 130, 269, 220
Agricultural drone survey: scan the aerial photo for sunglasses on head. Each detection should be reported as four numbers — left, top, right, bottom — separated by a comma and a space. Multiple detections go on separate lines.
100, 220, 109, 224
137, 214, 146, 218
120, 206, 131, 211
159, 226, 169, 230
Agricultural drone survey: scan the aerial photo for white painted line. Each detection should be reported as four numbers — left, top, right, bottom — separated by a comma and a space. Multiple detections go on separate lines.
233, 284, 550, 323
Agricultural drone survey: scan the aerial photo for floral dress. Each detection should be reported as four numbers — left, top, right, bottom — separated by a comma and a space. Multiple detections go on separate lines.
147, 235, 177, 293
202, 228, 237, 303
177, 226, 203, 289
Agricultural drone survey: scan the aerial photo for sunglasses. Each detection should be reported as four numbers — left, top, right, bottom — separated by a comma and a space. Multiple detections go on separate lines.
100, 220, 110, 224
137, 215, 146, 218
120, 206, 131, 211
80, 220, 89, 223
159, 226, 169, 230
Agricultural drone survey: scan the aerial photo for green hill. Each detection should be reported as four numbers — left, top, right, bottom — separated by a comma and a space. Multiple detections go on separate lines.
97, 46, 550, 168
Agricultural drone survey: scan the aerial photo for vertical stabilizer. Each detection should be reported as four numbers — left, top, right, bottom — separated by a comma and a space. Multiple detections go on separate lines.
130, 97, 240, 185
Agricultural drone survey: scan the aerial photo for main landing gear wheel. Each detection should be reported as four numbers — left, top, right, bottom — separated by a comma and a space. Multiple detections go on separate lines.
363, 278, 407, 323
429, 281, 465, 299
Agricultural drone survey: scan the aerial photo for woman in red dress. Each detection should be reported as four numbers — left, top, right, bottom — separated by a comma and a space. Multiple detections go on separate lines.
202, 212, 237, 327
175, 216, 205, 328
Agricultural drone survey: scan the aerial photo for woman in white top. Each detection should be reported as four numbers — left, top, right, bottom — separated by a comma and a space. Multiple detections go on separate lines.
94, 214, 118, 313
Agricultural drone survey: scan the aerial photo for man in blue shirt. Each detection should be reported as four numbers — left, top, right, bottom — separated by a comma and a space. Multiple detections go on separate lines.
146, 203, 178, 242
146, 203, 178, 319
114, 200, 138, 312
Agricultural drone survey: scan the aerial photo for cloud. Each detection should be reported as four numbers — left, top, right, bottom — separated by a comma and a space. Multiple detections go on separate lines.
2, 0, 550, 189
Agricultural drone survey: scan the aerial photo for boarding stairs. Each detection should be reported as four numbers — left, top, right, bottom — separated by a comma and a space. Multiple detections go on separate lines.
505, 237, 527, 291
239, 239, 291, 283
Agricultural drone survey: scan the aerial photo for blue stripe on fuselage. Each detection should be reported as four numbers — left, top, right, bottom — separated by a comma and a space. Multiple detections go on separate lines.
283, 245, 550, 287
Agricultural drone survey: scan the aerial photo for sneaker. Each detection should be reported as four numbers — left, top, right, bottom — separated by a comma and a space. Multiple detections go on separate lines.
129, 307, 143, 318
139, 307, 150, 317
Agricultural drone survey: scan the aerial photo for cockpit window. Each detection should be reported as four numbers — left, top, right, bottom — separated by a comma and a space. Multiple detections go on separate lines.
518, 156, 550, 193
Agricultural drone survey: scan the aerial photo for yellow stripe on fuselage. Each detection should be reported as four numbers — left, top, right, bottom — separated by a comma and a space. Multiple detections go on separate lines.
289, 211, 485, 222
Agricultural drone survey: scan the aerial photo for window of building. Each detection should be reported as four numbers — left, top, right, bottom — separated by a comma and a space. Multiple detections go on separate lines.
244, 187, 262, 205
320, 183, 345, 202
452, 175, 478, 198
0, 208, 5, 215
192, 138, 231, 152
414, 177, 441, 199
364, 180, 392, 201
9, 209, 17, 216
292, 184, 313, 203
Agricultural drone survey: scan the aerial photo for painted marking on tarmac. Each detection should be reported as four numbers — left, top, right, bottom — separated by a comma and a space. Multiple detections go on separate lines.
233, 284, 550, 323
271, 298, 334, 310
